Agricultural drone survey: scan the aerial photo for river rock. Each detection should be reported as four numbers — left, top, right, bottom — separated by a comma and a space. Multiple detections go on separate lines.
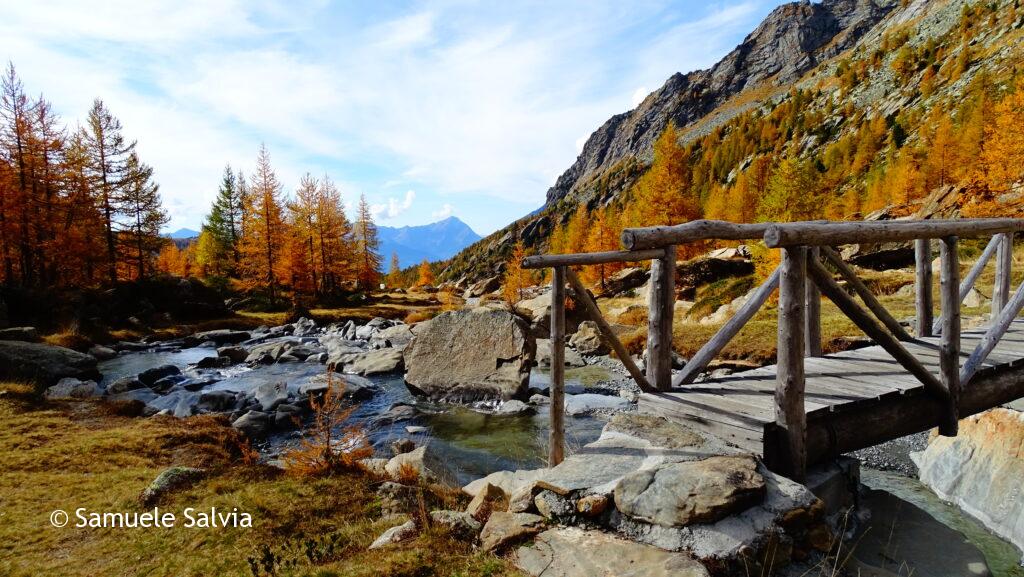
197, 390, 237, 413
515, 527, 710, 577
139, 466, 205, 506
232, 410, 272, 438
106, 376, 144, 395
216, 346, 248, 364
368, 519, 417, 549
568, 321, 608, 355
614, 455, 766, 527
914, 408, 1024, 556
480, 512, 545, 552
464, 469, 546, 499
87, 344, 117, 360
466, 482, 505, 520
44, 377, 102, 399
377, 481, 420, 517
430, 510, 482, 539
254, 382, 289, 411
0, 341, 100, 391
563, 393, 630, 416
291, 317, 317, 337
298, 372, 376, 401
0, 326, 40, 342
137, 364, 181, 387
391, 438, 416, 456
147, 390, 201, 417
534, 338, 586, 368
341, 348, 404, 376
495, 399, 534, 416
374, 324, 414, 347
193, 329, 250, 345
403, 308, 534, 402
385, 445, 458, 486
245, 339, 300, 364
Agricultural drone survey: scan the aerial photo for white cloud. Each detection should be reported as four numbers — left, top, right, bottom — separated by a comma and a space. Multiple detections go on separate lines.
372, 190, 416, 219
432, 203, 454, 219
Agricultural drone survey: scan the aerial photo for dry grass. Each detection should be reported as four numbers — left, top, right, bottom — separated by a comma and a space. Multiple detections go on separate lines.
0, 384, 520, 577
42, 330, 95, 352
403, 310, 439, 324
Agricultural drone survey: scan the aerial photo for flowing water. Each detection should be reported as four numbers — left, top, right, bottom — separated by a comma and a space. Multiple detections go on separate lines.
98, 349, 607, 486
863, 468, 1024, 577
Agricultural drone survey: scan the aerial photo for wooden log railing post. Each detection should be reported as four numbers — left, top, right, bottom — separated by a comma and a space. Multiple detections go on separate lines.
915, 239, 934, 338
962, 279, 1024, 384
776, 245, 807, 481
939, 237, 960, 436
548, 266, 566, 466
992, 232, 1013, 317
647, 245, 676, 391
805, 248, 822, 357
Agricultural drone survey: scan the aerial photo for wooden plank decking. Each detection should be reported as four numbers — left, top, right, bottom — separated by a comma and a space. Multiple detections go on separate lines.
639, 319, 1024, 462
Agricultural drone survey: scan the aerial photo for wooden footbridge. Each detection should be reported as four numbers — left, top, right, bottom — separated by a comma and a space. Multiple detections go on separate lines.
523, 218, 1024, 481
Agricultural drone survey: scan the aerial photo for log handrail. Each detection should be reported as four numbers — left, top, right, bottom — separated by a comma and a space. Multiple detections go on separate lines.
932, 234, 1002, 334
764, 218, 1024, 248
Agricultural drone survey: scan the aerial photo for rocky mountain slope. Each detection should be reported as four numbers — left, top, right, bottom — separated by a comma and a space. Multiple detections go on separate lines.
441, 0, 1023, 284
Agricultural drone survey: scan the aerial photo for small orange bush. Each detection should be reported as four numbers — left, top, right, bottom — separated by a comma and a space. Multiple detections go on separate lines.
282, 373, 372, 477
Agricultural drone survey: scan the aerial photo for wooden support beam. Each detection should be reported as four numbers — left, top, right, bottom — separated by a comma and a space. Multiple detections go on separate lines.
962, 280, 1024, 385
820, 246, 911, 341
764, 218, 1024, 248
939, 237, 960, 436
806, 248, 822, 357
915, 239, 934, 338
647, 245, 676, 391
806, 258, 954, 433
932, 234, 1001, 334
673, 266, 781, 386
564, 268, 654, 392
522, 249, 666, 269
775, 246, 807, 482
802, 365, 1024, 466
548, 266, 566, 466
992, 233, 1013, 317
622, 220, 771, 250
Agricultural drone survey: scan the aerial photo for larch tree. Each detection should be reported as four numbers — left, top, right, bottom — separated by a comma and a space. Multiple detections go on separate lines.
314, 176, 354, 294
386, 252, 402, 288
118, 152, 167, 280
625, 122, 700, 227
583, 206, 623, 290
981, 80, 1024, 193
83, 98, 136, 283
415, 259, 435, 287
239, 144, 287, 301
0, 61, 36, 284
194, 229, 222, 277
288, 173, 319, 295
756, 156, 822, 222
501, 240, 529, 304
352, 194, 381, 290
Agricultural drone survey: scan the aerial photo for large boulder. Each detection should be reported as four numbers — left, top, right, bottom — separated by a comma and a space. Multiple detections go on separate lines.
44, 378, 102, 399
913, 408, 1024, 555
464, 275, 501, 298
614, 455, 766, 527
515, 527, 710, 577
404, 308, 534, 402
0, 341, 100, 392
601, 267, 650, 297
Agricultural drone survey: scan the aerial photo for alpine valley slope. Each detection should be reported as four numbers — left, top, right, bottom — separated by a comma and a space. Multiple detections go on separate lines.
440, 0, 1024, 283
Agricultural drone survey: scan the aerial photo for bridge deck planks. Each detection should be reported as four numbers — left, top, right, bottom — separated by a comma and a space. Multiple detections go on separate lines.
639, 319, 1024, 459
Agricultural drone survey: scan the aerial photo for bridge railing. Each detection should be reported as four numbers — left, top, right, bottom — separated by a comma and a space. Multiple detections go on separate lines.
523, 218, 1024, 480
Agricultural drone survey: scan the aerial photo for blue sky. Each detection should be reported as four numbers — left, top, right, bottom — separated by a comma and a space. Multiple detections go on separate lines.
2, 0, 786, 236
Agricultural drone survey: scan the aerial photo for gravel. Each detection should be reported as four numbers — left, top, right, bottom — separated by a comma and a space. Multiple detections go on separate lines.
848, 431, 930, 477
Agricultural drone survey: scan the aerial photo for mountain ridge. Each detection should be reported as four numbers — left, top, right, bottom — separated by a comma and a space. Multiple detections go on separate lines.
379, 216, 481, 268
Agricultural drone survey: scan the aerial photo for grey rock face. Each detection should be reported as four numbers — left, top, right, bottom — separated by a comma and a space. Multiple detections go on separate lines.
515, 527, 710, 577
254, 382, 289, 411
0, 341, 100, 391
340, 348, 404, 376
403, 308, 534, 402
